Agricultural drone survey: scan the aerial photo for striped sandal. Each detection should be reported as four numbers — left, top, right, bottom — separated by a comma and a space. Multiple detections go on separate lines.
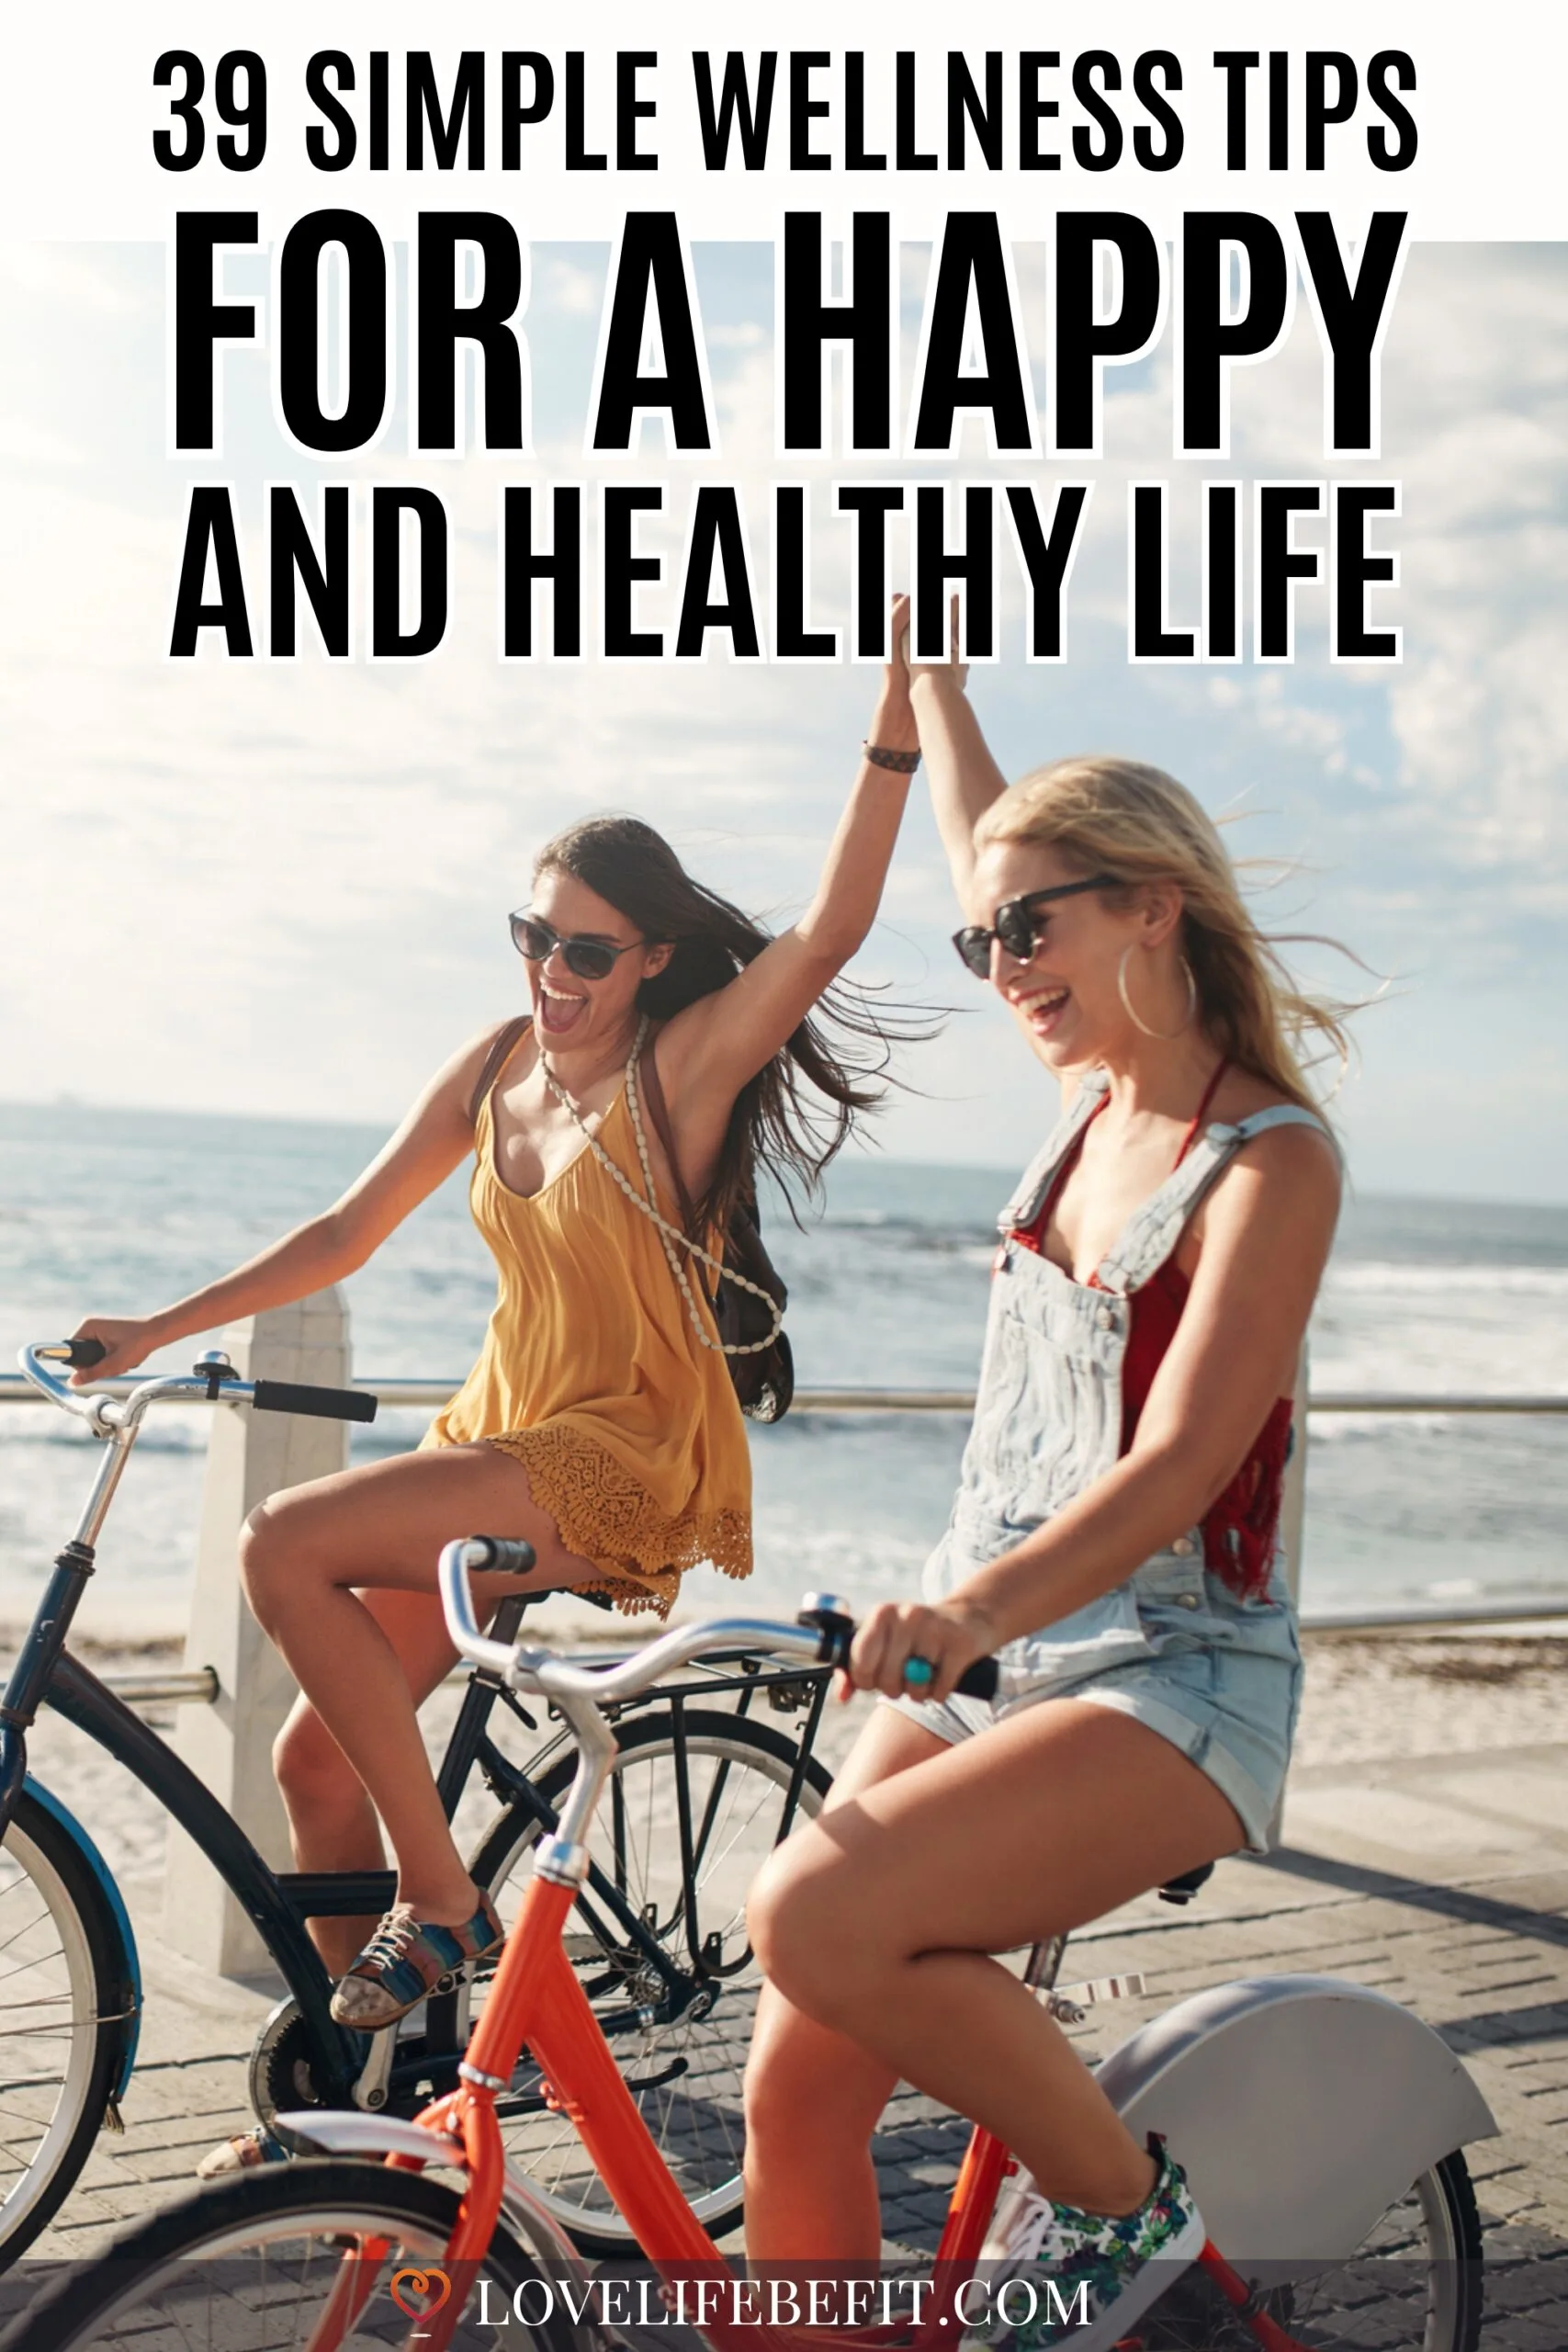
329, 1894, 505, 2030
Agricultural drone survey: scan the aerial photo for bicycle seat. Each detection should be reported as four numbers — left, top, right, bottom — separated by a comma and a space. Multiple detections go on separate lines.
1156, 1861, 1214, 1905
488, 1585, 616, 1644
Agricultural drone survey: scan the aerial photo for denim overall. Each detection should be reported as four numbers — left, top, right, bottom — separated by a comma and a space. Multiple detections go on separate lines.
908, 1069, 1330, 1851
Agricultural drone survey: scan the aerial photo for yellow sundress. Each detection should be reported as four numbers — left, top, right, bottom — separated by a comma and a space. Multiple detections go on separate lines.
423, 1035, 752, 1615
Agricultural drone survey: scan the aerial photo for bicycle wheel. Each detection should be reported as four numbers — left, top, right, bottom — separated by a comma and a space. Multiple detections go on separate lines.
1145, 2148, 1483, 2352
468, 1703, 829, 2253
0, 1792, 128, 2263
2, 2159, 573, 2351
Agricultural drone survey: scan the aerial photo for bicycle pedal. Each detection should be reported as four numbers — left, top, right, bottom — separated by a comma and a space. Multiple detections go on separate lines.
1043, 1973, 1146, 2023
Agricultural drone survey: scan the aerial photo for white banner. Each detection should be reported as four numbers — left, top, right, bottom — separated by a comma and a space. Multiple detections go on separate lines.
4, 2, 1562, 241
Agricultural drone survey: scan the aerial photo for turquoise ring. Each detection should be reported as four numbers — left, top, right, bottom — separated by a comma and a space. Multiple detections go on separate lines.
901, 1655, 936, 1689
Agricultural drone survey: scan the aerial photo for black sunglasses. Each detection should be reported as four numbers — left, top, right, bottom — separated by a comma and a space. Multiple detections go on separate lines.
952, 876, 1121, 978
509, 911, 648, 983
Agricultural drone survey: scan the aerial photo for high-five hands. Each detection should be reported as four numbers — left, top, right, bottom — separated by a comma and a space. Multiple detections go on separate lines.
901, 592, 969, 695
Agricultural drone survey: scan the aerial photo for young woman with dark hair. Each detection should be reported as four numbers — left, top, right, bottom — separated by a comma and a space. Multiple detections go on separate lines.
742, 646, 1348, 2350
70, 621, 923, 2090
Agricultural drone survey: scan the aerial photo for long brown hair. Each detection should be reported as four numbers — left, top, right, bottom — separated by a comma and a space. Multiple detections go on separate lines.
974, 758, 1355, 1107
535, 815, 925, 1227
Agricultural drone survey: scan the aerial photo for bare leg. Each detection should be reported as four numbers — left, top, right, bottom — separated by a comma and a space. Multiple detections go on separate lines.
747, 1699, 1244, 2256
273, 1590, 466, 1973
744, 1705, 940, 2263
241, 1442, 596, 1931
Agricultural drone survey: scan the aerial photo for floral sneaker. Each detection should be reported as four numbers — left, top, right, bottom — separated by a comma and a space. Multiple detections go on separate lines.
964, 2138, 1205, 2352
329, 1894, 505, 2030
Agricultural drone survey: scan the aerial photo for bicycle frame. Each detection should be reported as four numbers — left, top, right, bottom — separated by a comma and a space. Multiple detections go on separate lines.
286, 1548, 1322, 2352
403, 1884, 1303, 2352
303, 1870, 1315, 2352
425, 1868, 1010, 2352
10, 1616, 831, 2114
3, 1344, 833, 2123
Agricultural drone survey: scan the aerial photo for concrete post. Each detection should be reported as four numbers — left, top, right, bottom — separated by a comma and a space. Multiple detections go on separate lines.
162, 1289, 353, 1977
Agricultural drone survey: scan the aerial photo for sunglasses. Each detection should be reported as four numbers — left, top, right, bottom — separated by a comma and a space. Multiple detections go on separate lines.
509, 912, 649, 983
952, 876, 1121, 978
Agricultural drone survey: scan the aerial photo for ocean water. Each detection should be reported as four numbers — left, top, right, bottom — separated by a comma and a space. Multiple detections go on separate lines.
1, 1102, 1565, 1632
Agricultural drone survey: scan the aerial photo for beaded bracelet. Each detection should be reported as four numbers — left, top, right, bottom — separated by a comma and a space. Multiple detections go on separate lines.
863, 741, 921, 774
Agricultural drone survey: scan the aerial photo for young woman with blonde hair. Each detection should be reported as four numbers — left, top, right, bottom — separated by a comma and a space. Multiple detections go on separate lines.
744, 650, 1346, 2349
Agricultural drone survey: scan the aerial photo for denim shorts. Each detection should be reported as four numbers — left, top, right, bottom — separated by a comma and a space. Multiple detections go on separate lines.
890, 1544, 1303, 1855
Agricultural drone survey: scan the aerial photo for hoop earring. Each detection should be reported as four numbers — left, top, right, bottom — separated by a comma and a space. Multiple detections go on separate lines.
1118, 944, 1197, 1040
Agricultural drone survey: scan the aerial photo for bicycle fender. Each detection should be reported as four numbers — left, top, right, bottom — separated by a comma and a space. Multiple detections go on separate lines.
1095, 1973, 1495, 2264
276, 2111, 467, 2166
279, 2111, 603, 2352
22, 1776, 142, 2100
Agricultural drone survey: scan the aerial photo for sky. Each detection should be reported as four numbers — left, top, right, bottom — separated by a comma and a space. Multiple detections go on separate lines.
2, 228, 1565, 1202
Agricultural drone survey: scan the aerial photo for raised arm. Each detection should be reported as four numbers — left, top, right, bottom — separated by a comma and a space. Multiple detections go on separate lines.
653, 601, 920, 1125
849, 1124, 1341, 1697
908, 638, 1009, 909
68, 1026, 507, 1384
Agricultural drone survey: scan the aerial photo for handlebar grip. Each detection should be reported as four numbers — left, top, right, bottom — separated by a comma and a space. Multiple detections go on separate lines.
807, 1611, 999, 1702
251, 1380, 378, 1425
953, 1657, 999, 1702
470, 1536, 537, 1577
62, 1338, 107, 1370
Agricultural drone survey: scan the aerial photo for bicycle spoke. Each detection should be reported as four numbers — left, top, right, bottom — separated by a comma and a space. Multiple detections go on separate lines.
1146, 2162, 1481, 2352
0, 1804, 119, 2259
5, 2168, 548, 2352
0, 1905, 56, 1962
0, 1946, 72, 1987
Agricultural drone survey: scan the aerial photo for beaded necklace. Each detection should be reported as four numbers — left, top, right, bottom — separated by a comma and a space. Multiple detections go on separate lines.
537, 1016, 784, 1359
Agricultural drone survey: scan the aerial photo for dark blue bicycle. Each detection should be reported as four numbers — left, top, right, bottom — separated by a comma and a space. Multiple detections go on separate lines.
0, 1340, 831, 2261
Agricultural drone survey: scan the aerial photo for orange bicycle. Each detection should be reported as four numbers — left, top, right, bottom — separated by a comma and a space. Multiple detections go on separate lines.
6, 1538, 1490, 2352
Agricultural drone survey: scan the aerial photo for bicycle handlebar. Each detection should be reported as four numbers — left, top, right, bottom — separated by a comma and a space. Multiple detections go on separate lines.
19, 1342, 378, 1433
438, 1536, 1007, 1707
252, 1379, 378, 1424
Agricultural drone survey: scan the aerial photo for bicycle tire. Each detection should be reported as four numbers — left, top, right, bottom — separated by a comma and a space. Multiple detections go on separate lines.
0, 2158, 574, 2352
1145, 2145, 1484, 2352
0, 1792, 128, 2265
468, 1703, 830, 2254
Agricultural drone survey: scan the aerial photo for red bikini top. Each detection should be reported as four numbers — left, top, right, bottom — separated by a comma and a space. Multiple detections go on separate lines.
1010, 1064, 1292, 1600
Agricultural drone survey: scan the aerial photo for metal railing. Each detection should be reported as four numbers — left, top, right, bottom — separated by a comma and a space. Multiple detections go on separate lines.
5, 1372, 1564, 1711
5, 1376, 1567, 1417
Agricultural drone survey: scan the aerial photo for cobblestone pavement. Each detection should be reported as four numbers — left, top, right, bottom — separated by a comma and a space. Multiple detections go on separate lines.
6, 1661, 1567, 2346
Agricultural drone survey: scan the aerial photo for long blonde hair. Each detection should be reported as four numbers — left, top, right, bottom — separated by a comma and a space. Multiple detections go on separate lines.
974, 757, 1352, 1109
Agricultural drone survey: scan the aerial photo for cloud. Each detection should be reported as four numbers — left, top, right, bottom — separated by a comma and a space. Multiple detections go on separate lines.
1, 237, 1566, 1202
1238, 244, 1568, 892
0, 417, 82, 465
537, 253, 605, 318
0, 245, 142, 315
705, 321, 767, 352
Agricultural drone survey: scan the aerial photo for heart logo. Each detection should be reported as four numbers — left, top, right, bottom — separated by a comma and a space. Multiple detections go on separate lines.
389, 2267, 452, 2318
